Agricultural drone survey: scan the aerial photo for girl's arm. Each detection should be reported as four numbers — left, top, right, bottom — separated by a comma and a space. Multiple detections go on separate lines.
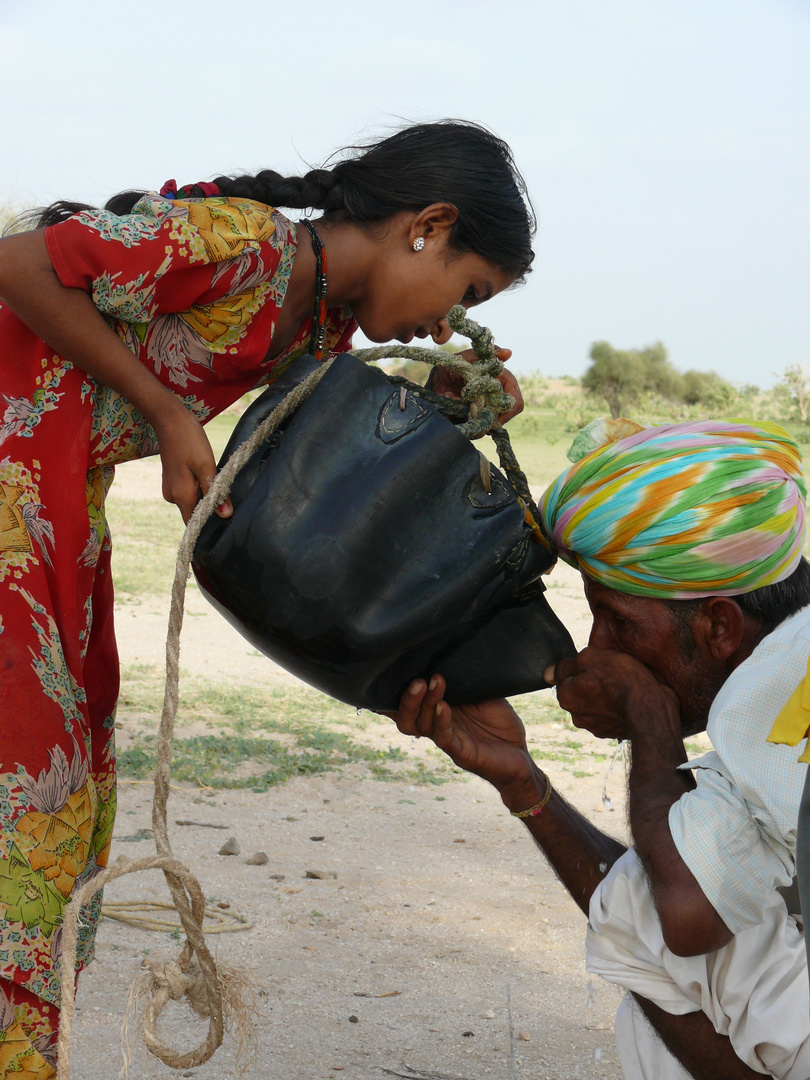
0, 229, 225, 523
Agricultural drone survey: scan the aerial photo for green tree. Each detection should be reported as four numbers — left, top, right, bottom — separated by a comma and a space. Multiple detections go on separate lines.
681, 369, 738, 412
773, 363, 810, 424
582, 341, 681, 418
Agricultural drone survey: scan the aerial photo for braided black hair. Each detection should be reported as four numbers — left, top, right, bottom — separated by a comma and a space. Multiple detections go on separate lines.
16, 120, 535, 279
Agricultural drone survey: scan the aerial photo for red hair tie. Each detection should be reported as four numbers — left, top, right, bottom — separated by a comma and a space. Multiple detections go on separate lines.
159, 179, 221, 199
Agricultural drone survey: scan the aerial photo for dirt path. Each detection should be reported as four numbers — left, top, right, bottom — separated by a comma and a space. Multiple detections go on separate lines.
71, 463, 629, 1079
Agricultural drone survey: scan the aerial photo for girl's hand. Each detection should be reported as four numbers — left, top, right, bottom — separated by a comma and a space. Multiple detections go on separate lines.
430, 346, 524, 424
152, 404, 233, 525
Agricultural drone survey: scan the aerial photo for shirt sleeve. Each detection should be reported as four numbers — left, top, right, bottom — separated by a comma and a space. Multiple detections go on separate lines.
45, 195, 294, 333
669, 751, 797, 934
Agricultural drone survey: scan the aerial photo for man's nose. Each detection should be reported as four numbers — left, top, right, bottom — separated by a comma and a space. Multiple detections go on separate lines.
588, 620, 611, 649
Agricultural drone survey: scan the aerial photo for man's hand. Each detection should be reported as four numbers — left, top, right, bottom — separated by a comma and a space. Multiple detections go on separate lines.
545, 647, 681, 742
389, 673, 627, 916
389, 675, 532, 792
430, 347, 524, 424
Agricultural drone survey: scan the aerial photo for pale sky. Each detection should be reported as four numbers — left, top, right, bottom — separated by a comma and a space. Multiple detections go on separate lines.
1, 0, 807, 387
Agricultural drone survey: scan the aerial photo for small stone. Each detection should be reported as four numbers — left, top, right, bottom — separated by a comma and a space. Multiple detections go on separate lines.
517, 1031, 530, 1042
462, 1030, 475, 1037
218, 837, 240, 856
310, 835, 325, 842
348, 1015, 359, 1023
281, 885, 302, 894
453, 837, 466, 843
269, 873, 285, 881
481, 1010, 495, 1019
216, 901, 231, 910
305, 869, 337, 880
247, 851, 269, 865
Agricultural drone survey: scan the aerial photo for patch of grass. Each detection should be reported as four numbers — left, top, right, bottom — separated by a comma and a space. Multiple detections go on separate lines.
117, 730, 411, 791
106, 496, 185, 596
118, 667, 370, 734
116, 665, 458, 789
106, 414, 240, 597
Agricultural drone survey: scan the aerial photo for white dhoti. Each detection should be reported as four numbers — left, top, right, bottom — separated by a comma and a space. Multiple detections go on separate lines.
586, 850, 810, 1079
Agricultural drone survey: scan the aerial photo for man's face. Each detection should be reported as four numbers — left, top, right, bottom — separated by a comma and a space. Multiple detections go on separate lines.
582, 575, 723, 736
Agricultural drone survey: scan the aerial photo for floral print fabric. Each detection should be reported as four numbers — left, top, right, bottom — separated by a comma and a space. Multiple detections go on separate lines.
0, 195, 355, 1057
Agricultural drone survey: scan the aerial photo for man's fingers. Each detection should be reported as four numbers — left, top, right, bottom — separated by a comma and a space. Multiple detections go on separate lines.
393, 679, 428, 736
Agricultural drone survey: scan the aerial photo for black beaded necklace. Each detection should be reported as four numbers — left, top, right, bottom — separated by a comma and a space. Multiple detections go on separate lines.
300, 220, 328, 360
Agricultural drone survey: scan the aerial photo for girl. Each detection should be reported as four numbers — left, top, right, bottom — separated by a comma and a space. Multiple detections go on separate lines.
0, 119, 534, 1075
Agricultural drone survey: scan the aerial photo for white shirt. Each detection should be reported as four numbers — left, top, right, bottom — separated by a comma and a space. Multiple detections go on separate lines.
668, 606, 810, 934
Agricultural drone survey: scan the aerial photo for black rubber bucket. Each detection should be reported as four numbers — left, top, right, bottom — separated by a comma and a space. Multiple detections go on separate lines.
192, 353, 575, 710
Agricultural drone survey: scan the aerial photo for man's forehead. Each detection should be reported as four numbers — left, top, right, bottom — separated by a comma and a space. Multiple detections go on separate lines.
580, 573, 655, 614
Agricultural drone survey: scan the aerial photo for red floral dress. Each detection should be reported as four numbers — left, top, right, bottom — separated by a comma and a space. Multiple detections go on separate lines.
0, 194, 355, 1074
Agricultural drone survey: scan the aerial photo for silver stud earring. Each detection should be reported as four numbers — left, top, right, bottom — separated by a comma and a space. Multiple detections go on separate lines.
412, 237, 425, 252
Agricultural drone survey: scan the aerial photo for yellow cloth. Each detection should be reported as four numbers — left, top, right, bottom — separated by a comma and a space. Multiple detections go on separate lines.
767, 649, 810, 763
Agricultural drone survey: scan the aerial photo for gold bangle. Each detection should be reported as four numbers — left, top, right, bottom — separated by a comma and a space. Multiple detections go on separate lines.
511, 777, 553, 819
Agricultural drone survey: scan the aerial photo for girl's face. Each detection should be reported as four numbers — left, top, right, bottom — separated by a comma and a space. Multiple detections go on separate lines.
350, 228, 517, 346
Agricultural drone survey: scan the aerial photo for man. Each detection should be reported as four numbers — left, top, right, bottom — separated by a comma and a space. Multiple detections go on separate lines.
394, 419, 810, 1079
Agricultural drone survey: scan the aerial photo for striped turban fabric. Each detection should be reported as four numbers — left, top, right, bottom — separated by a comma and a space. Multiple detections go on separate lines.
539, 419, 807, 598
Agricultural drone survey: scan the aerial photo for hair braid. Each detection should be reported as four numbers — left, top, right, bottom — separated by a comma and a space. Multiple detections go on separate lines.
15, 120, 535, 277
212, 168, 344, 211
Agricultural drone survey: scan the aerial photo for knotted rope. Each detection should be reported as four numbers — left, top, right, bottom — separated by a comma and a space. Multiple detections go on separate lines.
56, 307, 539, 1076
56, 361, 335, 1078
355, 305, 541, 527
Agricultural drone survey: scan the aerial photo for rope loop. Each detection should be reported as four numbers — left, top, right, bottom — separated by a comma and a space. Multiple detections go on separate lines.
354, 306, 539, 522
55, 362, 335, 1080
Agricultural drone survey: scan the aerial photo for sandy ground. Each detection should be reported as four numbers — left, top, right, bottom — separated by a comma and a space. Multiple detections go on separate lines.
68, 462, 632, 1080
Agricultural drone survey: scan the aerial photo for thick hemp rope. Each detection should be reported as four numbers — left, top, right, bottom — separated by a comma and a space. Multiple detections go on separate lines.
355, 305, 545, 540
55, 307, 542, 1077
56, 361, 335, 1079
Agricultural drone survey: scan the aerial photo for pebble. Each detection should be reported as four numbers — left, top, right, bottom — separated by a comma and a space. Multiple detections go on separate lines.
269, 873, 285, 881
304, 869, 338, 879
481, 1010, 495, 1019
247, 851, 269, 865
348, 1015, 359, 1023
462, 1030, 475, 1037
218, 837, 240, 856
517, 1031, 531, 1042
310, 835, 325, 842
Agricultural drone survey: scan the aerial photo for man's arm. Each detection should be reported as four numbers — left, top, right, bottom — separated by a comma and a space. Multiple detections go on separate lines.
549, 648, 733, 955
391, 676, 768, 1080
390, 677, 626, 914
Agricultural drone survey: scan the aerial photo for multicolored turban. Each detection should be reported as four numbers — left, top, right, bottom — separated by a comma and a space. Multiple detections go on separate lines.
539, 419, 807, 598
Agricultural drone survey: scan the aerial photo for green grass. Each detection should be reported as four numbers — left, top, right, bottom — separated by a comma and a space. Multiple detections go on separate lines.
115, 668, 463, 789
118, 730, 411, 791
114, 666, 611, 790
